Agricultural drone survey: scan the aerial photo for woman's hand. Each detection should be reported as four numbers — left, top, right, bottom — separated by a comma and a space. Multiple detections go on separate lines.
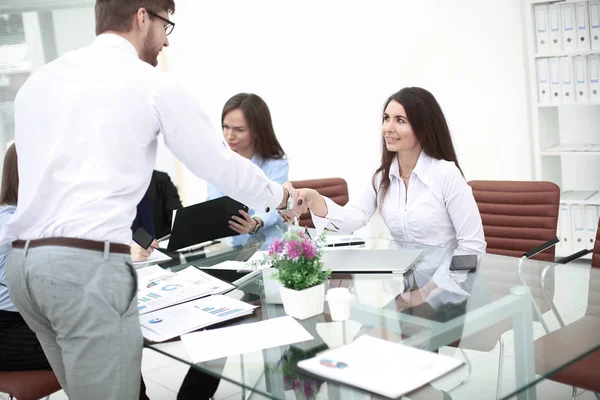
229, 210, 262, 234
130, 239, 158, 262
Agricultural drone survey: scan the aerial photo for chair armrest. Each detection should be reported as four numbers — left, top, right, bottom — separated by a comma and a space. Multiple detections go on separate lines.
555, 249, 593, 265
523, 237, 560, 259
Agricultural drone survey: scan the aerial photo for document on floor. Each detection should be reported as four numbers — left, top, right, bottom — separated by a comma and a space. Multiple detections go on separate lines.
297, 335, 464, 399
181, 316, 314, 363
137, 266, 235, 315
140, 295, 256, 342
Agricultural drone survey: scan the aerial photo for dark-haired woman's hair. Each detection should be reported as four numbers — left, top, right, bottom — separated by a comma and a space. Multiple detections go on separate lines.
222, 93, 285, 159
373, 87, 462, 204
0, 143, 18, 206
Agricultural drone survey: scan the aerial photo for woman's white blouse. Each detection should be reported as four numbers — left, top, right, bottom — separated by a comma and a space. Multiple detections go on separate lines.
311, 152, 486, 254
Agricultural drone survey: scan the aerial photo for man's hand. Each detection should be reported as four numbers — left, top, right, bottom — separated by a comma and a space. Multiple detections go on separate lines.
130, 239, 158, 262
229, 210, 261, 234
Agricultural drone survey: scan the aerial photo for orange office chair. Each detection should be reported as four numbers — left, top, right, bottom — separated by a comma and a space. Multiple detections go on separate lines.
0, 370, 60, 400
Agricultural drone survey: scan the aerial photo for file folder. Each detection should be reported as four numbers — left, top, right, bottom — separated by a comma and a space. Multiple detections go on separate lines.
549, 57, 562, 104
575, 55, 590, 102
589, 54, 600, 102
537, 58, 551, 104
535, 5, 550, 54
577, 2, 591, 50
561, 3, 578, 52
584, 205, 599, 248
558, 203, 572, 263
549, 4, 563, 52
591, 1, 600, 50
560, 56, 575, 103
571, 204, 586, 252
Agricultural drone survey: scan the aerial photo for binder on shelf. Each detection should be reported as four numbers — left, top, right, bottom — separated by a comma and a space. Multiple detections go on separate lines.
591, 1, 600, 50
561, 3, 578, 52
558, 203, 573, 255
537, 58, 551, 104
535, 5, 551, 54
571, 204, 586, 252
584, 205, 599, 247
560, 56, 575, 103
549, 57, 562, 104
549, 4, 563, 52
589, 54, 600, 102
575, 55, 590, 102
577, 2, 591, 50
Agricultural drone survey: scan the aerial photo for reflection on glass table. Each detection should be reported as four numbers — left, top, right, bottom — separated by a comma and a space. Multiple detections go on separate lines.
143, 227, 599, 400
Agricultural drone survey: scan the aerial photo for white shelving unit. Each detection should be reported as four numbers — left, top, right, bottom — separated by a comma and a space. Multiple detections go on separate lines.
524, 0, 600, 258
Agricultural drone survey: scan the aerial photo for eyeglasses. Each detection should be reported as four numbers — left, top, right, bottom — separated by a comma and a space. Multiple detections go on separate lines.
146, 10, 175, 36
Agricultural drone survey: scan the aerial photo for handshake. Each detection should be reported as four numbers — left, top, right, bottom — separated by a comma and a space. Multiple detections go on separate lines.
277, 182, 317, 224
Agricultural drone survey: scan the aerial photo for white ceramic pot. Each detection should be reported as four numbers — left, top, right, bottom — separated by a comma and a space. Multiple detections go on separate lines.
279, 283, 325, 320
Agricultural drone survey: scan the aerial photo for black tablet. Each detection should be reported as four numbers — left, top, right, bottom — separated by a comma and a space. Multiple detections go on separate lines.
167, 196, 249, 252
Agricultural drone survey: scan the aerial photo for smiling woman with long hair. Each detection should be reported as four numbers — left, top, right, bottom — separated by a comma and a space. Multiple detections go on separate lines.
287, 87, 486, 255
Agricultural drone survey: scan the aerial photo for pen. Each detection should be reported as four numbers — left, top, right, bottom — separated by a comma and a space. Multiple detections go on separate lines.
178, 240, 221, 253
326, 241, 366, 248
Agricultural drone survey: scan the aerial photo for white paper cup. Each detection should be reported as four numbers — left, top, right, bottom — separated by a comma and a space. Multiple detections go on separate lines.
326, 287, 351, 321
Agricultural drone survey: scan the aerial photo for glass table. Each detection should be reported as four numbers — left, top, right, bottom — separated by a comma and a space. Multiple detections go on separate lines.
143, 227, 600, 400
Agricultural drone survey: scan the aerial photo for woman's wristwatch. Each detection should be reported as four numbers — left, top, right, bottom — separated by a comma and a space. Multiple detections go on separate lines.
251, 217, 263, 234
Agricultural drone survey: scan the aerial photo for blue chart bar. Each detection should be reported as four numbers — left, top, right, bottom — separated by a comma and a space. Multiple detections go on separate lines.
218, 308, 242, 317
147, 293, 161, 299
202, 307, 214, 312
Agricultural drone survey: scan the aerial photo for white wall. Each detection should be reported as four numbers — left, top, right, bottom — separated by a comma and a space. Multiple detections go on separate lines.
165, 0, 533, 206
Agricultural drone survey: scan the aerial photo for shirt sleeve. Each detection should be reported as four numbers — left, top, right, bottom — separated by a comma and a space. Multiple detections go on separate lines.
310, 181, 378, 235
153, 76, 284, 212
441, 164, 487, 255
252, 158, 289, 230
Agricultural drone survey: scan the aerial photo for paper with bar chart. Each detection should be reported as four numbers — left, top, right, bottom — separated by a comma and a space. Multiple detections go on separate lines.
140, 295, 256, 342
137, 266, 235, 315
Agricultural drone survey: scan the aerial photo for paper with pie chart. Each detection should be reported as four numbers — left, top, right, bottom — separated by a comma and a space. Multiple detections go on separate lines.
137, 267, 235, 315
140, 295, 256, 342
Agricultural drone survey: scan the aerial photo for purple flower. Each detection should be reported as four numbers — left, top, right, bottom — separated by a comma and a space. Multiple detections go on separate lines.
301, 239, 318, 259
268, 239, 284, 256
285, 240, 302, 260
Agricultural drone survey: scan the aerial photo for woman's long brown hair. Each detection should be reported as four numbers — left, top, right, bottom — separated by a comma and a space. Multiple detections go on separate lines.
222, 93, 285, 160
373, 87, 462, 205
0, 143, 18, 206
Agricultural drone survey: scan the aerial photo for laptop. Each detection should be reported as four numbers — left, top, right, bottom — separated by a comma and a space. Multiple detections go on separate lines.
167, 196, 248, 252
322, 248, 424, 274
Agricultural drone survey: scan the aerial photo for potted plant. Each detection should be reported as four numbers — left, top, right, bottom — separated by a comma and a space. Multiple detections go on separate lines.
257, 228, 331, 319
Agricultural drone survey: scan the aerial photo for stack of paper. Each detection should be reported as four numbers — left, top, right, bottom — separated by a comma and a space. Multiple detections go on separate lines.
137, 266, 235, 315
181, 316, 313, 363
141, 295, 256, 342
297, 335, 464, 399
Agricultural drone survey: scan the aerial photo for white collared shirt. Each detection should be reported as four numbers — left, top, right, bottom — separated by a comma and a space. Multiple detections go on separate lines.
312, 152, 486, 254
0, 34, 283, 245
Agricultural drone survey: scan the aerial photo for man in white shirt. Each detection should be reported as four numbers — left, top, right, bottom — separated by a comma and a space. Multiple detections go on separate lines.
1, 1, 303, 399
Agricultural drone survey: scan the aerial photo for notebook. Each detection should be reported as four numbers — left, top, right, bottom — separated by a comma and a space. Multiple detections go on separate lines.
322, 248, 423, 274
297, 335, 464, 398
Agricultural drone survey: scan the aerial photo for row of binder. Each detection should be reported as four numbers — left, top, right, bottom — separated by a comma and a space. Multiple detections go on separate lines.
557, 191, 600, 255
537, 55, 600, 104
535, 1, 600, 54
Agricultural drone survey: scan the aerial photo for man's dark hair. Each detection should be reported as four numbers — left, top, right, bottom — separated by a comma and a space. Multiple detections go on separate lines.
95, 0, 175, 35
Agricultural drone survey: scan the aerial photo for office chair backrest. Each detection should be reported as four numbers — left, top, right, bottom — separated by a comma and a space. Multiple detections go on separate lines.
468, 180, 560, 262
290, 178, 349, 228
